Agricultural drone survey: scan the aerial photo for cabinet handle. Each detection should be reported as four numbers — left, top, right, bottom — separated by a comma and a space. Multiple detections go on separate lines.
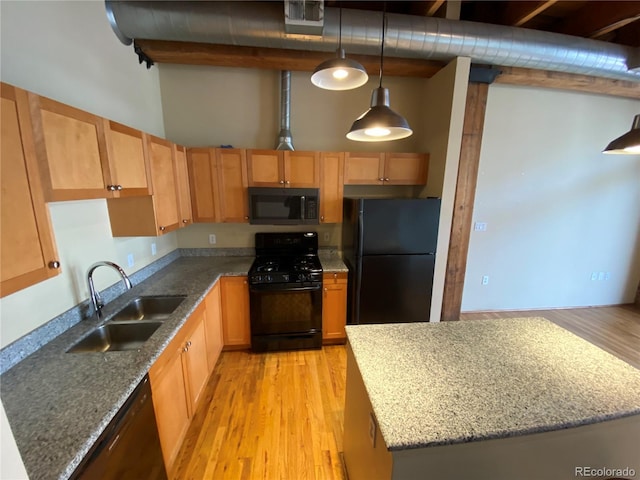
378, 178, 384, 182
159, 226, 166, 232
183, 346, 188, 353
285, 180, 290, 185
48, 260, 60, 269
116, 185, 123, 191
384, 178, 390, 182
106, 185, 116, 191
243, 280, 248, 285
320, 215, 324, 222
279, 180, 285, 185
324, 287, 327, 292
182, 219, 189, 224
244, 216, 249, 220
333, 273, 337, 279
186, 341, 192, 347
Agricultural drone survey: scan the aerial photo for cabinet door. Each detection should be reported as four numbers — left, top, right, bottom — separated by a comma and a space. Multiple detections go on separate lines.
174, 145, 193, 228
183, 306, 210, 411
1, 83, 61, 298
149, 343, 191, 471
319, 152, 344, 224
284, 151, 320, 187
344, 152, 385, 185
246, 149, 283, 186
216, 148, 249, 222
383, 152, 428, 185
148, 136, 180, 234
187, 147, 218, 222
322, 273, 348, 343
220, 276, 251, 348
103, 121, 152, 197
204, 281, 224, 372
28, 93, 110, 201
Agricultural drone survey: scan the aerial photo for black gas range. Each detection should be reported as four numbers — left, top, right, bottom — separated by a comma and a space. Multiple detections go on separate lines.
248, 232, 323, 352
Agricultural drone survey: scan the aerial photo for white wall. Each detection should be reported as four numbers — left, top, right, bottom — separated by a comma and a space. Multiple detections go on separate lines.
0, 0, 174, 349
462, 84, 640, 311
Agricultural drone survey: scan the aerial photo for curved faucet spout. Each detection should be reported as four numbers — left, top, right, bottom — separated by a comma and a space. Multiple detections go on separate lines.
87, 261, 133, 317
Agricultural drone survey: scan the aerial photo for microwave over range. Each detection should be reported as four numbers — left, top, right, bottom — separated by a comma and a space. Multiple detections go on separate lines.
248, 187, 319, 225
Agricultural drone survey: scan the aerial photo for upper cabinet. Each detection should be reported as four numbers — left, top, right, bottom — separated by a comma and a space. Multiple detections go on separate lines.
246, 149, 319, 188
344, 152, 428, 186
174, 145, 193, 227
319, 152, 344, 224
187, 147, 249, 224
28, 93, 111, 201
107, 136, 183, 236
103, 121, 152, 197
1, 83, 61, 297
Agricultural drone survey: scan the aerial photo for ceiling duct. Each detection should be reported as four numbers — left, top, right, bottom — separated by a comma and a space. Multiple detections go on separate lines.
284, 0, 324, 35
276, 71, 295, 151
105, 1, 640, 82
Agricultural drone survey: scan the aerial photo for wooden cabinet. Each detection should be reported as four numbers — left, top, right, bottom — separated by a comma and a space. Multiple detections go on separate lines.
322, 272, 348, 344
28, 92, 111, 201
187, 147, 248, 223
107, 136, 181, 236
149, 302, 209, 472
220, 276, 251, 349
247, 149, 319, 188
1, 83, 61, 297
103, 120, 152, 197
204, 281, 224, 371
319, 152, 344, 223
344, 152, 428, 185
174, 145, 193, 228
216, 148, 249, 222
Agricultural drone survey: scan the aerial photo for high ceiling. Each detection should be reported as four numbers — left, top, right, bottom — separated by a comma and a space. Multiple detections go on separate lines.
328, 1, 640, 48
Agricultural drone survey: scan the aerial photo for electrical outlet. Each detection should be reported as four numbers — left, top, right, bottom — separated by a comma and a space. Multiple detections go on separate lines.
482, 275, 489, 285
151, 243, 157, 256
127, 253, 134, 268
323, 232, 330, 242
209, 234, 217, 245
474, 222, 487, 232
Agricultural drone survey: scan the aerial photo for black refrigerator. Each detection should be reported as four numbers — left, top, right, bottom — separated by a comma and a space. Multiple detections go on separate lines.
342, 197, 441, 325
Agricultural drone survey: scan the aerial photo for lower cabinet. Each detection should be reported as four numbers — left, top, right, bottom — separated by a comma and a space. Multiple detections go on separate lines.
323, 272, 348, 344
204, 281, 224, 370
149, 301, 209, 473
220, 276, 251, 349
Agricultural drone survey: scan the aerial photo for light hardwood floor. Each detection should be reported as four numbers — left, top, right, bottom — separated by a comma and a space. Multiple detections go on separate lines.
171, 304, 640, 479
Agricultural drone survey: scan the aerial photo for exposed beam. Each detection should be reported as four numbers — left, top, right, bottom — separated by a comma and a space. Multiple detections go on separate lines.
441, 82, 488, 322
134, 40, 445, 78
426, 0, 445, 17
503, 0, 558, 27
558, 1, 640, 39
496, 66, 640, 100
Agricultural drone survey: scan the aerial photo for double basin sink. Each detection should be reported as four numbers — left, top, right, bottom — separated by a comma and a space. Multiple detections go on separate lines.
67, 296, 186, 353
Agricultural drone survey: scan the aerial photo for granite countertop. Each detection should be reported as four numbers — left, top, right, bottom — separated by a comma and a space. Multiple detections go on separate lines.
0, 256, 253, 480
346, 318, 640, 451
1, 250, 348, 480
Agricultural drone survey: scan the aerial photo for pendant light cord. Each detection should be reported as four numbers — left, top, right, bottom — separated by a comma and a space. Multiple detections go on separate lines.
379, 3, 386, 88
338, 6, 343, 50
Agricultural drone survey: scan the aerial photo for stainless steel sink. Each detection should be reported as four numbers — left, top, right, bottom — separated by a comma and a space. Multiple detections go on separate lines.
108, 295, 186, 322
67, 322, 163, 353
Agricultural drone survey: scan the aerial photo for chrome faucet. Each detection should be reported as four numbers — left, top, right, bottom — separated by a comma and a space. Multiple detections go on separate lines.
87, 261, 132, 317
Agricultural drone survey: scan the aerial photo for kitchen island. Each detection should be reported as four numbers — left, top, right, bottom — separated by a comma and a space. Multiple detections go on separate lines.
344, 318, 640, 480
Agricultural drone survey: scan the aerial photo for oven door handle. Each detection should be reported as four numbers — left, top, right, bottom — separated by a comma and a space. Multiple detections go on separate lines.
250, 284, 322, 293
300, 195, 306, 220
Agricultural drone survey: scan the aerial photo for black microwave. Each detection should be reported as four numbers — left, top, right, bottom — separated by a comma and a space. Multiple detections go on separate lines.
248, 187, 319, 225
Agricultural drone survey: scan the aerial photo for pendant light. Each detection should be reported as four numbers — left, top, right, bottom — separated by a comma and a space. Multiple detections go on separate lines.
346, 6, 412, 142
311, 7, 368, 91
603, 114, 640, 154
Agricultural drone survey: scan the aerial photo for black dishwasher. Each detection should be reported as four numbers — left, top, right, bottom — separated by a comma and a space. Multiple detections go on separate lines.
70, 375, 167, 480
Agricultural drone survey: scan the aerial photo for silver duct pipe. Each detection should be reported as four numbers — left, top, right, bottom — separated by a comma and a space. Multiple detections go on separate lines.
276, 71, 295, 151
105, 1, 640, 82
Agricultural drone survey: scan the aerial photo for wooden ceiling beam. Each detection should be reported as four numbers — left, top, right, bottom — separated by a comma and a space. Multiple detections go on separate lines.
134, 40, 445, 78
503, 0, 558, 27
558, 1, 640, 39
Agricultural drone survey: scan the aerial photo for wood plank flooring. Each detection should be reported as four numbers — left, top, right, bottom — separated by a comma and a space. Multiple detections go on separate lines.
172, 305, 640, 479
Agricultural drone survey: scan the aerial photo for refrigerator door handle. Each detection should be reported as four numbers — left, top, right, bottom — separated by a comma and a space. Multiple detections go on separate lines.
300, 195, 306, 220
357, 210, 364, 258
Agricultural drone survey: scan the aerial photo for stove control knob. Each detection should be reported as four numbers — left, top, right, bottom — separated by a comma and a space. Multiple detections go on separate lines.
283, 274, 289, 282
298, 273, 306, 282
265, 275, 272, 283
253, 275, 261, 283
